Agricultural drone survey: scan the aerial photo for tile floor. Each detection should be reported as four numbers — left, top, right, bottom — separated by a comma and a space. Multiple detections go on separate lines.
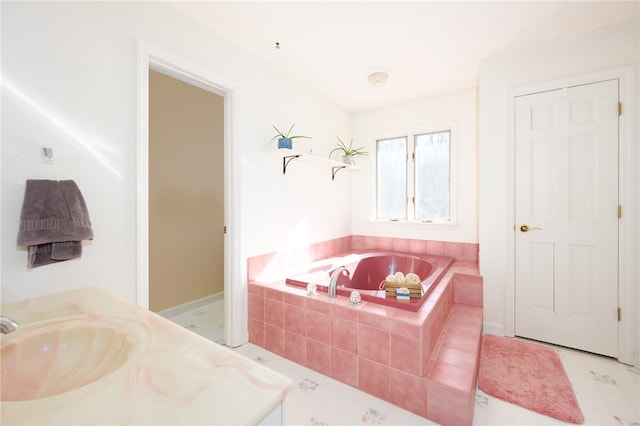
168, 301, 640, 425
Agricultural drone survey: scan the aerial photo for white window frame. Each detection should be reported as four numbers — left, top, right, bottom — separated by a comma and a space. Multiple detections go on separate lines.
372, 122, 458, 226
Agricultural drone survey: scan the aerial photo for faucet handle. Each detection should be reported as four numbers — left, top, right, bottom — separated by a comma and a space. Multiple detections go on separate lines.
0, 316, 20, 334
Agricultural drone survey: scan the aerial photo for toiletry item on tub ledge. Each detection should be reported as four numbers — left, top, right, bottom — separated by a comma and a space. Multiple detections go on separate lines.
382, 272, 423, 299
396, 287, 411, 300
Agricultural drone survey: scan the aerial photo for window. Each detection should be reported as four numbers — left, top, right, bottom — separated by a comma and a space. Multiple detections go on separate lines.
376, 129, 452, 222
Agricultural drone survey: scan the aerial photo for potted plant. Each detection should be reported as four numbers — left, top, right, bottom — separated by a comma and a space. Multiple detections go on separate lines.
329, 137, 368, 165
271, 124, 310, 150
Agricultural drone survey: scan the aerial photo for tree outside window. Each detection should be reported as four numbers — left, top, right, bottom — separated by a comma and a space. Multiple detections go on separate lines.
376, 130, 451, 222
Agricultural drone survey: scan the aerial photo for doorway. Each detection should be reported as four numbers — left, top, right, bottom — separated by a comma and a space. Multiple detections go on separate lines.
136, 42, 247, 347
513, 79, 619, 357
148, 69, 224, 318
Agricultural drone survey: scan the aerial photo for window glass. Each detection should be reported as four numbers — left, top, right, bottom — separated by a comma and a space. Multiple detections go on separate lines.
375, 128, 453, 223
414, 131, 450, 221
376, 137, 407, 219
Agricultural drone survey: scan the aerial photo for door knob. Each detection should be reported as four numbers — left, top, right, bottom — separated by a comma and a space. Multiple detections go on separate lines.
520, 225, 542, 232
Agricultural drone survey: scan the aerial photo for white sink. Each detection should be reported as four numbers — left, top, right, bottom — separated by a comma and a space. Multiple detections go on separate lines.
1, 317, 150, 401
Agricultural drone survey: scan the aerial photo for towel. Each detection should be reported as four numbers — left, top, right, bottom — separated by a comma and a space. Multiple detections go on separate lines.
17, 179, 94, 268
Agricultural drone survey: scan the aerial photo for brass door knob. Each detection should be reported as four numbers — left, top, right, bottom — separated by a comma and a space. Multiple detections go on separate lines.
520, 225, 542, 232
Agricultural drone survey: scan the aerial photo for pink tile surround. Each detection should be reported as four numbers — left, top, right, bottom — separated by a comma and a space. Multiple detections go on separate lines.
247, 235, 483, 425
246, 235, 479, 283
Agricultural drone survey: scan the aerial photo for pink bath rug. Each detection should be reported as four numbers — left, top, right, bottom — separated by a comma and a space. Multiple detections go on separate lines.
478, 334, 584, 424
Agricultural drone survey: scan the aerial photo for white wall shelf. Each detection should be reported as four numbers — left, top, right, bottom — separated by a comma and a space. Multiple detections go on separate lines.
271, 149, 360, 180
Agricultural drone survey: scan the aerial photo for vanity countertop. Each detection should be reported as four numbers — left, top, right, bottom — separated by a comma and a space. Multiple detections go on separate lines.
0, 286, 293, 425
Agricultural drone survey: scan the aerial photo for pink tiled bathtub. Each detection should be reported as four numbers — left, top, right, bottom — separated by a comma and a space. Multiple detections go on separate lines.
285, 251, 454, 311
248, 237, 483, 423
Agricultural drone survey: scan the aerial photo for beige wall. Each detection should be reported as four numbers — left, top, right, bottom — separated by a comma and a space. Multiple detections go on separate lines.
149, 69, 224, 312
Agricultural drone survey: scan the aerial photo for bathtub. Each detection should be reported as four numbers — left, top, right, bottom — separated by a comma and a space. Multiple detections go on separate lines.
285, 251, 454, 311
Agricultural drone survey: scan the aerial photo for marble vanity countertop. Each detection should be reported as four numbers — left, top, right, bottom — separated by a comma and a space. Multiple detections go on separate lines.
0, 286, 293, 425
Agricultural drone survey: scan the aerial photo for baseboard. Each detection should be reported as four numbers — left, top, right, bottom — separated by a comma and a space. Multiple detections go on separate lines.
156, 292, 223, 318
483, 321, 506, 337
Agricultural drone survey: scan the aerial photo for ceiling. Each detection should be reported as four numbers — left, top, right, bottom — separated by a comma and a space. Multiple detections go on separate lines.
172, 1, 639, 112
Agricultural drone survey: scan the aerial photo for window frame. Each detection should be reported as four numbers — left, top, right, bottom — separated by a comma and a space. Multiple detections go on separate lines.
372, 122, 458, 226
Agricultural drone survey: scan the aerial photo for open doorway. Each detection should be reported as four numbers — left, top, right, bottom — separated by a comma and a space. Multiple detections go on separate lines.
137, 43, 245, 348
148, 69, 225, 343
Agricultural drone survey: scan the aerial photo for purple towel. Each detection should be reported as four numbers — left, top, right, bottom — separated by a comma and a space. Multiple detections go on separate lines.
17, 180, 93, 268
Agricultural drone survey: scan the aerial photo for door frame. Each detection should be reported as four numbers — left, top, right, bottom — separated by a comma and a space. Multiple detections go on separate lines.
136, 40, 246, 347
505, 67, 636, 365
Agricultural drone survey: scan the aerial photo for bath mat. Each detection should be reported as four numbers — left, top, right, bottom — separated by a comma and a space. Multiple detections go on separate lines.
478, 334, 584, 424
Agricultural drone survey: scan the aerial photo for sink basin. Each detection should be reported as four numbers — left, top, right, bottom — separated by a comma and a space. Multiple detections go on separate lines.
1, 317, 150, 401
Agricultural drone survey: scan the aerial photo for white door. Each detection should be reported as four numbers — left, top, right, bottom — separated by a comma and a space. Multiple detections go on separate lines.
514, 79, 619, 357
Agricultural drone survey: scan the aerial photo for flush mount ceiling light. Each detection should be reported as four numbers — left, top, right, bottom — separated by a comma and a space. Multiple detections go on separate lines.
367, 67, 390, 88
368, 72, 389, 86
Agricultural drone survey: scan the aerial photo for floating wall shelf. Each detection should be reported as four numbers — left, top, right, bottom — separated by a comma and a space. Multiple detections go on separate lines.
271, 149, 360, 180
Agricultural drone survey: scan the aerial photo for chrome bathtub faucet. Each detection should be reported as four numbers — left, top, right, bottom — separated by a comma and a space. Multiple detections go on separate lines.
328, 266, 349, 299
0, 316, 20, 334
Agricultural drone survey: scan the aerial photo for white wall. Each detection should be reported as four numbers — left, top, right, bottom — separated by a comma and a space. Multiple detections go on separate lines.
478, 22, 639, 364
350, 88, 478, 243
4, 2, 636, 362
1, 2, 351, 304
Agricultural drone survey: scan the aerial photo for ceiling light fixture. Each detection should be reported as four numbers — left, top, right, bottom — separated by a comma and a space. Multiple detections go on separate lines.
366, 67, 390, 88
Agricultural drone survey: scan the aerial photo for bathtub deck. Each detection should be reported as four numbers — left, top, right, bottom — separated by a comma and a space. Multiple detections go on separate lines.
248, 259, 483, 425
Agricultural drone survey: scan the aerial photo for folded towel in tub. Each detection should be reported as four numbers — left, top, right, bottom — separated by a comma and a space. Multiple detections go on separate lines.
17, 179, 94, 268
